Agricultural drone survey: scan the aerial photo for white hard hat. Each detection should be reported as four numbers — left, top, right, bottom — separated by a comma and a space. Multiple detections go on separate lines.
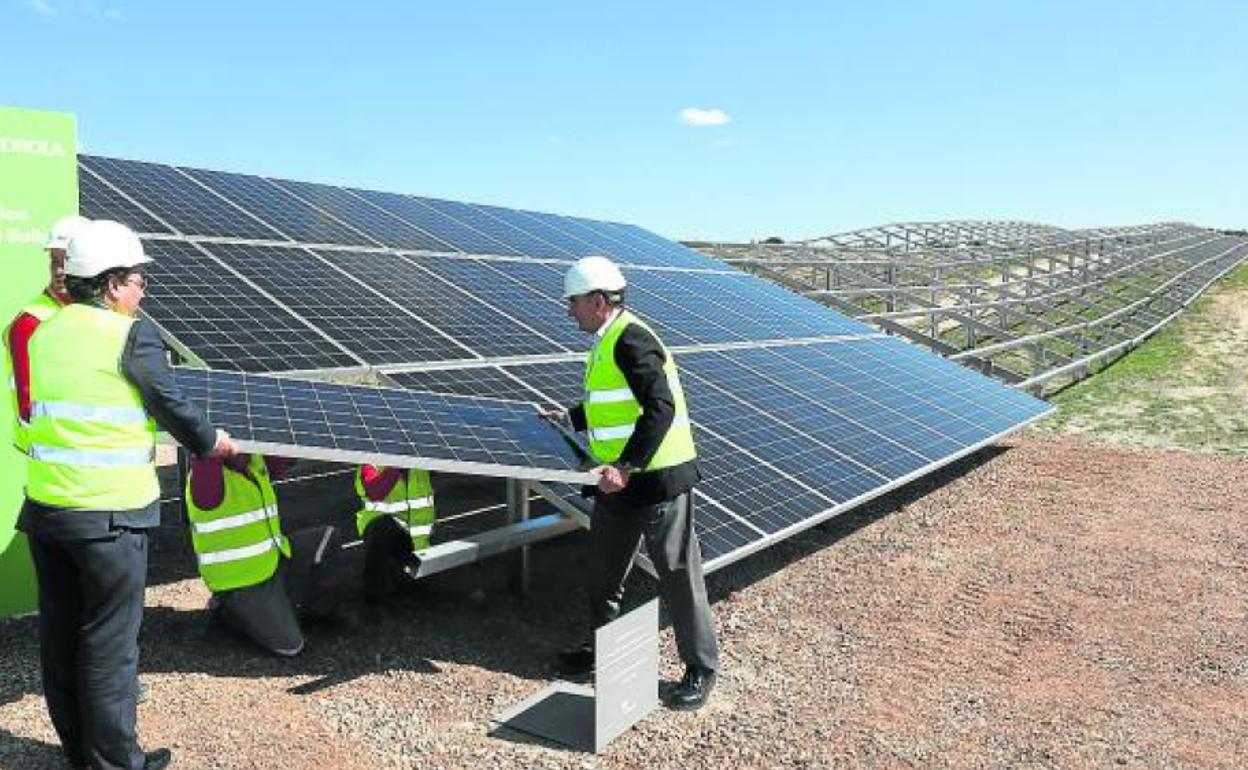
44, 214, 92, 250
563, 255, 626, 298
65, 220, 152, 278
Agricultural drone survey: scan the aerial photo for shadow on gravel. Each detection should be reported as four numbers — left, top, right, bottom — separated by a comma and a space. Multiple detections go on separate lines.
0, 728, 64, 769
1, 446, 1010, 707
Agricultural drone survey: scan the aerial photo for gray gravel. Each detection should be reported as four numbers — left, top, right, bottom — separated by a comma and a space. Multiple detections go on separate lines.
3, 433, 1247, 769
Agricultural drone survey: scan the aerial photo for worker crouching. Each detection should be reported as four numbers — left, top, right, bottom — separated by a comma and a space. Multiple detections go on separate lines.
187, 453, 348, 656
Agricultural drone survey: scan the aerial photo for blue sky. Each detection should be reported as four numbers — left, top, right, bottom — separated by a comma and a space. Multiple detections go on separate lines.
4, 1, 1246, 241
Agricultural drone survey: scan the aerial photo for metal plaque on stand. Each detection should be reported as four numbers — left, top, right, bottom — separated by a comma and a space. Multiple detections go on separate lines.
491, 599, 659, 752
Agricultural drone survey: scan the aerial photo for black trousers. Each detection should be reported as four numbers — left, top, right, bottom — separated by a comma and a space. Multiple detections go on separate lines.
588, 491, 719, 672
214, 525, 346, 657
361, 515, 417, 602
28, 529, 148, 770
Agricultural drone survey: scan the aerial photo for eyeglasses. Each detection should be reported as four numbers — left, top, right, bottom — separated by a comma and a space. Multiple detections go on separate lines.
124, 275, 148, 290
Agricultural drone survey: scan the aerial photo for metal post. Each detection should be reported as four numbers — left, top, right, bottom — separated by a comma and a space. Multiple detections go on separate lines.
506, 477, 531, 595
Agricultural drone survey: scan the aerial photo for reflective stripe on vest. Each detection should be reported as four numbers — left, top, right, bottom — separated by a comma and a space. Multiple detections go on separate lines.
362, 496, 435, 514
32, 401, 149, 424
28, 445, 154, 467
190, 504, 279, 535
186, 454, 289, 592
197, 538, 279, 567
354, 467, 436, 551
588, 414, 690, 444
25, 304, 159, 510
582, 310, 697, 469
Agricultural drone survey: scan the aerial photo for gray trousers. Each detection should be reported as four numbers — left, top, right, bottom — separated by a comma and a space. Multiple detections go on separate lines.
28, 529, 148, 770
588, 491, 718, 672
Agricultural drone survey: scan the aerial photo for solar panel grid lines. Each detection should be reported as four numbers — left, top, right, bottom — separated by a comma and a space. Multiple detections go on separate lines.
604, 221, 725, 269
481, 202, 602, 259
79, 152, 1055, 573
314, 249, 571, 359
387, 364, 563, 406
689, 427, 844, 533
621, 271, 748, 345
174, 367, 595, 484
768, 339, 1002, 430
80, 155, 286, 241
204, 243, 477, 366
181, 166, 381, 248
77, 163, 176, 235
731, 345, 974, 466
265, 177, 458, 253
409, 256, 586, 350
678, 353, 898, 495
470, 202, 600, 259
511, 209, 653, 265
349, 190, 524, 257
141, 239, 364, 372
417, 197, 573, 260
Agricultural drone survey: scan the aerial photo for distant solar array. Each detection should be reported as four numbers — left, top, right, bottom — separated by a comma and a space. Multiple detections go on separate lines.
80, 154, 1051, 571
699, 222, 1248, 395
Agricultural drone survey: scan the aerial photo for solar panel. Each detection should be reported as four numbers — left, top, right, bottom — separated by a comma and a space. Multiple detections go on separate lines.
417, 198, 572, 260
266, 178, 456, 252
142, 240, 361, 372
173, 367, 594, 484
203, 243, 475, 366
318, 250, 570, 358
408, 256, 585, 350
81, 155, 285, 240
77, 165, 175, 234
181, 167, 376, 247
78, 153, 1053, 574
352, 191, 524, 257
387, 366, 554, 404
474, 202, 595, 259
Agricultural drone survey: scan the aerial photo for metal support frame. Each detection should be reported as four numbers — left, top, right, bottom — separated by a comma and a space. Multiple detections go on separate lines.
506, 478, 531, 594
701, 222, 1248, 397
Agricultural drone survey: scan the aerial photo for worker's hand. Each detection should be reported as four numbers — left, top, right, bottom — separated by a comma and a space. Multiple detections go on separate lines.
539, 406, 569, 425
209, 429, 239, 458
595, 463, 630, 494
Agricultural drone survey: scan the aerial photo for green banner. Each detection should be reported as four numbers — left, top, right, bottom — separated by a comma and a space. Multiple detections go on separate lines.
0, 106, 78, 618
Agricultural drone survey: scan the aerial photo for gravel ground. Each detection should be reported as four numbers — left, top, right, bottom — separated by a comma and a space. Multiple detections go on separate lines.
3, 432, 1247, 769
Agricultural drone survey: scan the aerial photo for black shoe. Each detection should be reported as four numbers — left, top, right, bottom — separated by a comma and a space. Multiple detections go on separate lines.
401, 553, 424, 583
556, 642, 594, 676
143, 747, 173, 769
667, 666, 716, 711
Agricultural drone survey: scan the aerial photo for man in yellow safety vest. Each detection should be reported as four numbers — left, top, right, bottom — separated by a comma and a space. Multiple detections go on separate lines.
19, 219, 237, 770
354, 464, 435, 607
546, 255, 718, 710
5, 214, 87, 451
187, 454, 348, 657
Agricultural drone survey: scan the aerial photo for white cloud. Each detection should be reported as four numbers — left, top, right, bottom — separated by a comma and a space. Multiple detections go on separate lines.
678, 107, 731, 127
26, 0, 58, 15
104, 7, 123, 19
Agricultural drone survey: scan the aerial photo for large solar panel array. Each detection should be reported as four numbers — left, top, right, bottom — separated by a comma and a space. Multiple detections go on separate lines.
79, 154, 1052, 571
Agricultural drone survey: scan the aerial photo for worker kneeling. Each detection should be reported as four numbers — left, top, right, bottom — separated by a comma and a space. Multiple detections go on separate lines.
188, 454, 346, 657
355, 465, 435, 605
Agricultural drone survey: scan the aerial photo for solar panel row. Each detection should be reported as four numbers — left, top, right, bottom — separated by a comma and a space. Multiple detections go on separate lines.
81, 154, 720, 269
79, 153, 1052, 570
